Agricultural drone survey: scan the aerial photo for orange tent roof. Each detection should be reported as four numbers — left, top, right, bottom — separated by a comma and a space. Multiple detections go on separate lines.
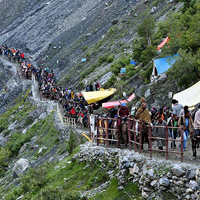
157, 37, 169, 50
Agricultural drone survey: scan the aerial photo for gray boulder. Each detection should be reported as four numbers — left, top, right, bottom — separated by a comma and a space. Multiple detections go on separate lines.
144, 89, 151, 98
186, 169, 196, 180
159, 177, 170, 187
150, 180, 158, 187
189, 180, 198, 191
172, 166, 185, 177
13, 158, 29, 177
147, 169, 155, 180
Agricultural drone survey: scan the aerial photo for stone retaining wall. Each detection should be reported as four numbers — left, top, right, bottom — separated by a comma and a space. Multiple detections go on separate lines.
73, 143, 200, 200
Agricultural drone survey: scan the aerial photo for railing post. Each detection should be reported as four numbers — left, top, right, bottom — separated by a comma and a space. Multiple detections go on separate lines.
148, 124, 152, 159
133, 120, 137, 152
181, 127, 184, 162
116, 120, 120, 148
97, 118, 99, 146
166, 125, 169, 161
89, 116, 92, 140
102, 119, 105, 145
139, 122, 142, 153
106, 118, 109, 148
128, 119, 131, 150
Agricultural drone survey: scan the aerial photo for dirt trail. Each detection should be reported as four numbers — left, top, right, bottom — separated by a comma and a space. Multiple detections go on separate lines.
0, 56, 90, 136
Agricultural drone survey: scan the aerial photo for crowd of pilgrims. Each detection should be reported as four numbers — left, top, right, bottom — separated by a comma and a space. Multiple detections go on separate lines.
0, 45, 96, 127
1, 45, 200, 157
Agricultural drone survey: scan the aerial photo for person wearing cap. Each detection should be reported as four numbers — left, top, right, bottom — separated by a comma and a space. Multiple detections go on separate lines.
110, 105, 119, 118
136, 102, 151, 124
119, 103, 129, 117
108, 105, 119, 127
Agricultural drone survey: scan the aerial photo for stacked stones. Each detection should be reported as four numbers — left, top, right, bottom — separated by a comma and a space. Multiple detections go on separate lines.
74, 143, 200, 199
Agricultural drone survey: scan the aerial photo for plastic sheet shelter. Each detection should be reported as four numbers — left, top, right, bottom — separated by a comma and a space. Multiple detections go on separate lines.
152, 54, 179, 76
173, 81, 200, 109
157, 37, 169, 50
102, 93, 135, 109
130, 60, 138, 66
82, 88, 116, 104
81, 58, 87, 62
120, 68, 126, 74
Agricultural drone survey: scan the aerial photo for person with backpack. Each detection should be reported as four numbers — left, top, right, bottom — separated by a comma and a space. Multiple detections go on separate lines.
167, 114, 179, 149
89, 83, 93, 91
156, 108, 165, 121
178, 110, 194, 150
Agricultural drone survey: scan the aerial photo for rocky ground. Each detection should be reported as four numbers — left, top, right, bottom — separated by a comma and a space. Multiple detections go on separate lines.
74, 142, 200, 199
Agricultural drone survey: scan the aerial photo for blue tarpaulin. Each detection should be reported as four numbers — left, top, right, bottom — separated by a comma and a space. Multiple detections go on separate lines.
130, 60, 138, 66
153, 54, 179, 75
81, 58, 87, 62
120, 68, 126, 74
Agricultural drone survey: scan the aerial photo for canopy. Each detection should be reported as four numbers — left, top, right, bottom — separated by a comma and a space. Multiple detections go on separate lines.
82, 88, 116, 104
153, 54, 179, 75
130, 60, 138, 66
173, 81, 200, 109
120, 68, 126, 74
102, 93, 135, 109
81, 58, 87, 62
157, 37, 169, 50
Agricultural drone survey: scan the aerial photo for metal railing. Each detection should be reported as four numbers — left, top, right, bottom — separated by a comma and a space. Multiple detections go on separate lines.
94, 117, 184, 162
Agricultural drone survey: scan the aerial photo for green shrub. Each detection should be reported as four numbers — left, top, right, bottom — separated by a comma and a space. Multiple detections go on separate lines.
98, 53, 109, 65
37, 187, 81, 200
20, 167, 48, 194
126, 65, 141, 79
0, 148, 11, 177
82, 45, 88, 51
3, 129, 10, 137
66, 131, 78, 154
139, 64, 153, 84
6, 132, 33, 156
104, 75, 117, 88
86, 51, 91, 58
106, 55, 114, 63
111, 56, 130, 76
80, 70, 88, 80
0, 117, 8, 133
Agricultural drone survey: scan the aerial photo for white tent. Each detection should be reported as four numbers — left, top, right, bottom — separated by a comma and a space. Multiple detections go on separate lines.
173, 81, 200, 109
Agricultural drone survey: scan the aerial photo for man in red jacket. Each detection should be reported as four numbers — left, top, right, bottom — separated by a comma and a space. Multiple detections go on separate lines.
118, 103, 130, 126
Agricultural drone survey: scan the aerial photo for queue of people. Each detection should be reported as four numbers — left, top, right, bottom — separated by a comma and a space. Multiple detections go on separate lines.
105, 97, 200, 157
1, 44, 200, 158
0, 45, 95, 128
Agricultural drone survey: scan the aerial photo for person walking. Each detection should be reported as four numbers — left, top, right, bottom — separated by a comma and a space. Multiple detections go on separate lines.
154, 115, 166, 150
194, 106, 200, 148
178, 110, 193, 150
172, 99, 183, 117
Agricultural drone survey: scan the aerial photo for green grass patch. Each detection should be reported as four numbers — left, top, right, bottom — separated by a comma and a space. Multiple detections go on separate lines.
3, 146, 111, 200
91, 178, 142, 200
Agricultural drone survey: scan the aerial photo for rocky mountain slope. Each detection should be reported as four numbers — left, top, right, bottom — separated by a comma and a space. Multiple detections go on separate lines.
3, 0, 200, 199
0, 0, 181, 110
